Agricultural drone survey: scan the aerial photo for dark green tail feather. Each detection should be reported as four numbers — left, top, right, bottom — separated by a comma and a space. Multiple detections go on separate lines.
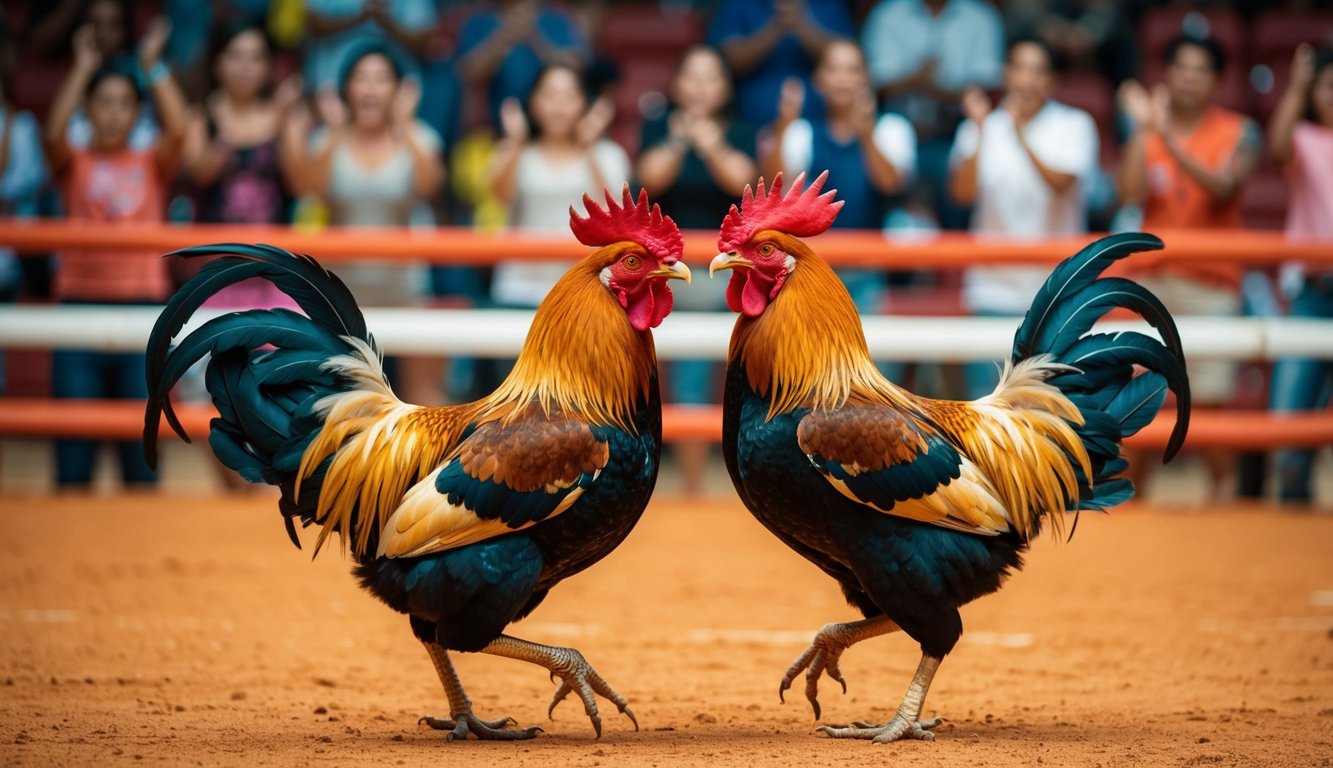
1010, 232, 1191, 519
143, 244, 380, 549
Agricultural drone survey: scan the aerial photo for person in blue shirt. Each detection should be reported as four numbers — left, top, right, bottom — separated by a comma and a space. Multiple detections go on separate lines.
707, 0, 854, 127
762, 38, 916, 313
456, 0, 589, 131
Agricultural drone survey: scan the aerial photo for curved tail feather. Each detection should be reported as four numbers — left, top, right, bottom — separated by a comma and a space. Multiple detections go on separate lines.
1009, 233, 1191, 516
143, 244, 388, 549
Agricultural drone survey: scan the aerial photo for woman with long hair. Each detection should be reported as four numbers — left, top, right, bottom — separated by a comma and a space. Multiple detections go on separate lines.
183, 21, 305, 308
300, 42, 446, 405
636, 44, 756, 496
488, 63, 627, 308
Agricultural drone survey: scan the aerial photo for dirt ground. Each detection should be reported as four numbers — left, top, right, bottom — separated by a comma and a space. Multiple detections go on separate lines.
1, 491, 1331, 768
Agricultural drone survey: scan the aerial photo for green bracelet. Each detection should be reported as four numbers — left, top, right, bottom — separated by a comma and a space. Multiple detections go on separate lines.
146, 61, 169, 86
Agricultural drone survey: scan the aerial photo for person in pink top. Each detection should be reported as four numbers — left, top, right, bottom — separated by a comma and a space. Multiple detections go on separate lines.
1268, 44, 1333, 506
42, 17, 188, 490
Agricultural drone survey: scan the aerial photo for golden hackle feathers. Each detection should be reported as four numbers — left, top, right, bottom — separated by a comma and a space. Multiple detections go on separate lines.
731, 233, 917, 419
293, 249, 656, 559
479, 244, 656, 432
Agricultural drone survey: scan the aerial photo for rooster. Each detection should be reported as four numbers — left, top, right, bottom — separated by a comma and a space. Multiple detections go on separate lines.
709, 172, 1189, 744
143, 187, 691, 740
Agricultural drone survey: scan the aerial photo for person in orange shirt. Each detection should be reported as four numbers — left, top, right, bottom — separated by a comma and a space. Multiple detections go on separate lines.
1116, 33, 1261, 503
42, 17, 188, 490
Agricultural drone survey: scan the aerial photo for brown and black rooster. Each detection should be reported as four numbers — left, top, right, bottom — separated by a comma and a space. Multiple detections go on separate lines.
711, 172, 1189, 743
144, 187, 690, 740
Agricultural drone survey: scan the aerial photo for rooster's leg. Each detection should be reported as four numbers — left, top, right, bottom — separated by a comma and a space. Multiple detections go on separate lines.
481, 634, 638, 738
418, 642, 542, 741
781, 616, 899, 720
818, 653, 945, 743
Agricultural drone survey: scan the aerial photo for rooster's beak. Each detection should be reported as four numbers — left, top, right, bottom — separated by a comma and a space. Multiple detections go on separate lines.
652, 260, 692, 284
710, 251, 751, 277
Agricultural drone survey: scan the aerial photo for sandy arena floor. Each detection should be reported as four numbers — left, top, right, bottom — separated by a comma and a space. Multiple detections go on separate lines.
2, 491, 1331, 768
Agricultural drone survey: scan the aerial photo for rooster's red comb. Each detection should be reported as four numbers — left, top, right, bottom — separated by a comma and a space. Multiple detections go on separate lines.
569, 184, 683, 263
717, 171, 843, 253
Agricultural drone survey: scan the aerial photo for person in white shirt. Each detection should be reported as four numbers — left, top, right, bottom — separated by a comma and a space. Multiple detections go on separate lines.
862, 0, 1004, 229
948, 36, 1099, 398
488, 63, 629, 308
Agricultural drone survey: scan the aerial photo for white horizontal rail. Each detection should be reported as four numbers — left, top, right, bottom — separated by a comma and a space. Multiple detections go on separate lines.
0, 306, 1329, 362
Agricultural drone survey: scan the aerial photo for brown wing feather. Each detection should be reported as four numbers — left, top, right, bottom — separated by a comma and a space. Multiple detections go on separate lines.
459, 414, 610, 492
796, 406, 929, 473
378, 409, 610, 559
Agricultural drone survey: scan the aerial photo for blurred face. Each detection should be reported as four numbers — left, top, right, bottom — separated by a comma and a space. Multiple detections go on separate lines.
672, 49, 730, 116
86, 75, 139, 150
813, 41, 867, 110
1165, 44, 1219, 113
345, 54, 397, 129
216, 30, 270, 100
1312, 65, 1333, 128
87, 0, 127, 57
530, 67, 586, 139
1004, 42, 1053, 118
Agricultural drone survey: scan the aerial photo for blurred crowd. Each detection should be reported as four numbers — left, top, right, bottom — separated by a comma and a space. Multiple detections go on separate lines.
0, 0, 1330, 502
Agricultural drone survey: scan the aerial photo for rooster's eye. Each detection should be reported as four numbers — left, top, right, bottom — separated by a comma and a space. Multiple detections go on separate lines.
623, 255, 641, 270
758, 243, 775, 257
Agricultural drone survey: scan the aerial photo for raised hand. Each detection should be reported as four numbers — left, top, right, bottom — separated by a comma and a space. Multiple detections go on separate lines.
774, 0, 802, 31
685, 115, 725, 155
1289, 43, 1316, 93
138, 16, 171, 72
315, 85, 348, 130
1117, 79, 1158, 132
500, 0, 538, 42
72, 24, 102, 73
576, 95, 615, 148
392, 77, 422, 128
777, 77, 805, 126
1150, 83, 1171, 135
498, 97, 529, 143
851, 88, 877, 137
273, 75, 304, 117
961, 85, 992, 126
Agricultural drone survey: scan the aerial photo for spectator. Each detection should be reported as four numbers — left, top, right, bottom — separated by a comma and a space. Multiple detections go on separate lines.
299, 43, 446, 405
0, 44, 49, 394
24, 0, 132, 59
1001, 0, 1136, 85
763, 38, 916, 315
949, 36, 1098, 400
163, 0, 270, 99
708, 0, 855, 127
637, 44, 756, 497
456, 0, 590, 131
184, 22, 303, 233
862, 0, 1003, 230
488, 63, 627, 309
303, 0, 438, 91
38, 0, 162, 151
1268, 44, 1333, 505
42, 19, 188, 490
1117, 34, 1261, 503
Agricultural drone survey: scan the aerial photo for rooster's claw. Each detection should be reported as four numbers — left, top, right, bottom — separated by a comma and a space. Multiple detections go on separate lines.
544, 648, 639, 738
419, 712, 542, 741
780, 622, 857, 720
